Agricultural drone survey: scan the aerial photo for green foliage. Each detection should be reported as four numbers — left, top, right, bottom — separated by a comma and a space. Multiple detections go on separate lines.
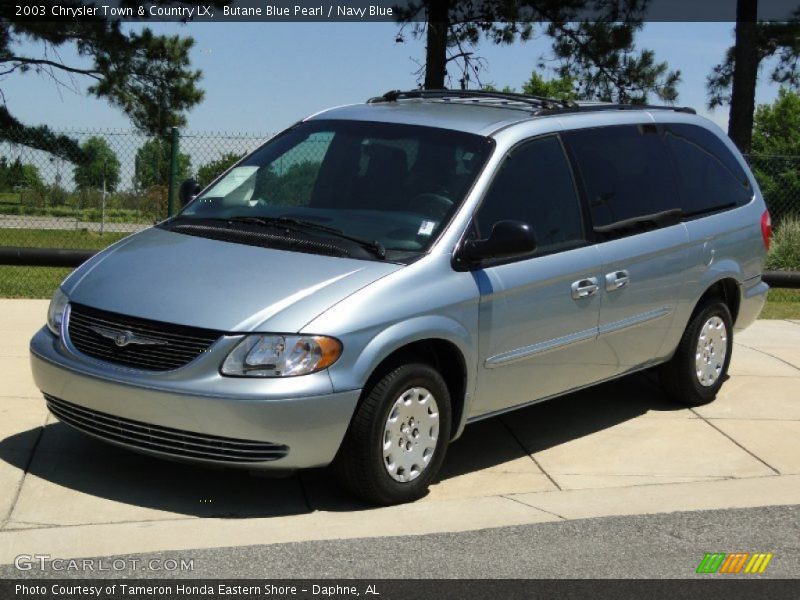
520, 72, 577, 100
0, 107, 85, 164
0, 3, 231, 158
46, 184, 70, 207
197, 152, 246, 187
766, 217, 800, 271
546, 21, 680, 104
0, 156, 43, 191
133, 138, 191, 190
73, 137, 121, 192
707, 16, 800, 110
750, 89, 800, 223
485, 72, 578, 100
89, 30, 204, 136
396, 1, 679, 103
752, 89, 800, 155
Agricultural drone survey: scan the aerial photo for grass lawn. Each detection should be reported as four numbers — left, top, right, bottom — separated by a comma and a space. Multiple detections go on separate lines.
0, 229, 129, 298
0, 266, 74, 298
760, 289, 800, 319
0, 228, 128, 249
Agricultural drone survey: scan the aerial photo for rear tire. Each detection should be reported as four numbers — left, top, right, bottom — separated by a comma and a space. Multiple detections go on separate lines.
334, 362, 451, 505
660, 297, 733, 406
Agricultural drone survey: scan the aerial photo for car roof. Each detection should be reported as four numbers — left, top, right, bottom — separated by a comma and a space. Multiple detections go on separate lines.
305, 100, 533, 136
304, 90, 698, 137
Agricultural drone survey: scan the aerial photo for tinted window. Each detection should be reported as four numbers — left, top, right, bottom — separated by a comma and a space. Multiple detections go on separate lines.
565, 124, 680, 229
474, 136, 584, 253
664, 124, 752, 216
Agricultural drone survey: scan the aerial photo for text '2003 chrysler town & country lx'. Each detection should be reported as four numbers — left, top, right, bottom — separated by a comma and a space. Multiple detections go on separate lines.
31, 89, 770, 505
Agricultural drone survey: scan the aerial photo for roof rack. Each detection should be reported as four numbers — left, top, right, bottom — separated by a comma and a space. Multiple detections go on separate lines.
538, 103, 696, 116
367, 89, 579, 111
367, 89, 696, 116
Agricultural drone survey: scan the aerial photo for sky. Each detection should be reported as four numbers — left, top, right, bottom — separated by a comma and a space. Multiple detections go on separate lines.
4, 21, 785, 136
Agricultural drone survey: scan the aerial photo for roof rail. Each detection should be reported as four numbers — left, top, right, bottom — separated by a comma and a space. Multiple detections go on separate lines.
367, 89, 696, 116
366, 89, 579, 111
539, 103, 697, 116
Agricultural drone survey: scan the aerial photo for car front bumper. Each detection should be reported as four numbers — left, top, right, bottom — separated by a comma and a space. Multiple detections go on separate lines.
29, 326, 361, 470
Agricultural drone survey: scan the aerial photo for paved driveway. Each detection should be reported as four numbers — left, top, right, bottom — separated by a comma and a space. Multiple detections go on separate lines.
1, 299, 798, 562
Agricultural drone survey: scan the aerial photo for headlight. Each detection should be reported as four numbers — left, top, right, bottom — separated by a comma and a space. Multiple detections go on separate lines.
221, 334, 342, 377
47, 288, 69, 336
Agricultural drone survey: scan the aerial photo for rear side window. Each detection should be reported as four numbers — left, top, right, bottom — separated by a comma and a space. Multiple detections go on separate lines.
564, 124, 680, 229
664, 124, 752, 216
474, 135, 584, 254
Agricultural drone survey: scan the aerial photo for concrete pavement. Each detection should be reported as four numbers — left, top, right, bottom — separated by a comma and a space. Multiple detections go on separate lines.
1, 299, 799, 563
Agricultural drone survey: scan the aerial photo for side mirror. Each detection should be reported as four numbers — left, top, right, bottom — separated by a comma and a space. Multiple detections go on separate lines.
179, 178, 201, 207
460, 220, 537, 264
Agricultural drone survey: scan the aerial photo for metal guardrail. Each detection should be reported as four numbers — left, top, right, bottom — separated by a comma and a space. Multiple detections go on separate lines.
763, 271, 800, 289
1, 246, 800, 289
0, 247, 96, 267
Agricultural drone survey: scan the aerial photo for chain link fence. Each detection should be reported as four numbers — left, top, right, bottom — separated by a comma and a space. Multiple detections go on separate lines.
748, 155, 800, 226
0, 128, 269, 296
1, 131, 799, 308
747, 155, 800, 307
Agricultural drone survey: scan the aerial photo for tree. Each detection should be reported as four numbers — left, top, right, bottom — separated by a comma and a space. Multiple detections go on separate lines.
752, 88, 800, 155
0, 2, 230, 160
197, 152, 246, 187
546, 21, 680, 103
0, 157, 43, 191
520, 72, 577, 100
395, 1, 680, 103
749, 89, 800, 222
73, 137, 121, 192
484, 72, 578, 100
133, 138, 191, 190
707, 1, 800, 152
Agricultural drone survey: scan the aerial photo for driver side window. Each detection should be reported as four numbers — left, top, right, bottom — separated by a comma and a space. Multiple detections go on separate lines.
474, 136, 585, 254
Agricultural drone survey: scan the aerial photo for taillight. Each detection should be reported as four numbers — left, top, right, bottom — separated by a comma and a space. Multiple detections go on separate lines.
761, 210, 772, 251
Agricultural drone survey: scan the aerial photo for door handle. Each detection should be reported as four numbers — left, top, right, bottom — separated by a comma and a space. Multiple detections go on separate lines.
571, 277, 599, 299
605, 270, 630, 292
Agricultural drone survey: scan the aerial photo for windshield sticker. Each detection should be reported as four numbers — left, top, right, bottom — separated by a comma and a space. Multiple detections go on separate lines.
418, 220, 436, 236
205, 166, 258, 197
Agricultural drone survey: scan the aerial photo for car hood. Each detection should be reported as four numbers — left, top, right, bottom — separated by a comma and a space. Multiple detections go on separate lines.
63, 227, 403, 332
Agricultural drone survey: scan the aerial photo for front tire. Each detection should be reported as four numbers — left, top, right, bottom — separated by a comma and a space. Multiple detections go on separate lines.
334, 362, 452, 505
660, 297, 733, 406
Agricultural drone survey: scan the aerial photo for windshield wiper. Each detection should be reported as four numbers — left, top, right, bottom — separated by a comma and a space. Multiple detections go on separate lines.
223, 216, 386, 260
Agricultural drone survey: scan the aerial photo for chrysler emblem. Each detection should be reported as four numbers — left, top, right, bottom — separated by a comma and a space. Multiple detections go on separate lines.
86, 325, 168, 347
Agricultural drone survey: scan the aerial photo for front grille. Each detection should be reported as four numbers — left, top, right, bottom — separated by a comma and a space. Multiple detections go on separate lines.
46, 395, 289, 463
67, 303, 222, 371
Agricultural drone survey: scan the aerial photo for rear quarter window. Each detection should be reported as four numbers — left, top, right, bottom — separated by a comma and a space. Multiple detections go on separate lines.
664, 123, 753, 216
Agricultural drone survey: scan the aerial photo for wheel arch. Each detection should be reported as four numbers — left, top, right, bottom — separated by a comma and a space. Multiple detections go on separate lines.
345, 317, 476, 441
692, 276, 741, 325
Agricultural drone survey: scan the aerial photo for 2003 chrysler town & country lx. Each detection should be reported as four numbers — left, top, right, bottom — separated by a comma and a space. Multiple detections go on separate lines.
30, 89, 770, 504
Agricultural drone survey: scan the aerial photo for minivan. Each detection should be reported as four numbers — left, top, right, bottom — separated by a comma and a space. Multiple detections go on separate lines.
30, 89, 770, 504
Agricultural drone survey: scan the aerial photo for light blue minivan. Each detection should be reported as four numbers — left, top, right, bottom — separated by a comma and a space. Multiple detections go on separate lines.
30, 90, 770, 504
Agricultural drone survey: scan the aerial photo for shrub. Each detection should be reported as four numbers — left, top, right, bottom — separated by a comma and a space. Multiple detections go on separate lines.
766, 216, 800, 271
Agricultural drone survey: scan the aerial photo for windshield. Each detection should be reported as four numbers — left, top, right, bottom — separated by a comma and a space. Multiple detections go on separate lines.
177, 120, 494, 259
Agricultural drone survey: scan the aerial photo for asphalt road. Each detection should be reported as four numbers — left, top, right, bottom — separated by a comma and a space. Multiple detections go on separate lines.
4, 505, 798, 579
